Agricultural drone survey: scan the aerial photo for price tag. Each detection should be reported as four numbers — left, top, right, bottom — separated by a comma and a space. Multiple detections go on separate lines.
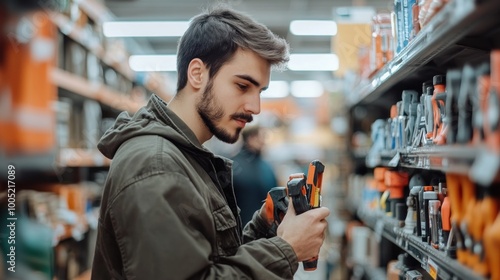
427, 258, 439, 280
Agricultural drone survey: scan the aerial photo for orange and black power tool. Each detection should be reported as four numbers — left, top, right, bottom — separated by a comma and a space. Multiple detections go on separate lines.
264, 160, 326, 271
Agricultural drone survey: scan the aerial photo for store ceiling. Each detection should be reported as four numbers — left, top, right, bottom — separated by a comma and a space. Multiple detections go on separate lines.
103, 0, 392, 83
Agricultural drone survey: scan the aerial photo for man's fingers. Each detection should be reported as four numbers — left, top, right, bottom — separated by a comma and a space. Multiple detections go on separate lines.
286, 198, 296, 216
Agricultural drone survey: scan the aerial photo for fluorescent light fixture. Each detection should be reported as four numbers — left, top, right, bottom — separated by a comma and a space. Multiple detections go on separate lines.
291, 80, 324, 98
261, 81, 289, 98
103, 21, 190, 37
129, 55, 177, 72
289, 20, 337, 36
288, 54, 339, 71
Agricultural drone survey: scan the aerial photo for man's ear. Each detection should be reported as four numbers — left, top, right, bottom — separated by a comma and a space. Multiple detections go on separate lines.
187, 58, 207, 90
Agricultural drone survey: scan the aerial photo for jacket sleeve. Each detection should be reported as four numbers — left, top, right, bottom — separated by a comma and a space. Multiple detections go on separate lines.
108, 172, 298, 280
242, 210, 276, 243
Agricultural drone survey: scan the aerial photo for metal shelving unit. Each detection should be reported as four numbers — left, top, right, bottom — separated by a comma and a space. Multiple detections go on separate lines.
347, 0, 500, 279
365, 145, 499, 183
357, 207, 486, 280
347, 0, 500, 107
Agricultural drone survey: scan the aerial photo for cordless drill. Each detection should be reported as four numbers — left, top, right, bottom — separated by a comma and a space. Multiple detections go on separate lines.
264, 160, 326, 271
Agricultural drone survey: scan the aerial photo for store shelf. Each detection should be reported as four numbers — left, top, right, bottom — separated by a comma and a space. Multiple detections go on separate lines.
51, 12, 135, 81
348, 0, 500, 107
51, 12, 173, 101
357, 207, 486, 280
58, 148, 110, 167
51, 68, 143, 113
365, 145, 500, 179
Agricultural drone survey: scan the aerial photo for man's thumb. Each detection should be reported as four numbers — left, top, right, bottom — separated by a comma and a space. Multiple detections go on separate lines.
287, 198, 297, 216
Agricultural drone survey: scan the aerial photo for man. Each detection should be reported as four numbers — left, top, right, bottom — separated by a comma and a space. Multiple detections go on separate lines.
91, 5, 329, 280
232, 125, 277, 225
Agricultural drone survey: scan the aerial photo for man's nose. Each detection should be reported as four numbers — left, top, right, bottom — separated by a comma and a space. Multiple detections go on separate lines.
244, 92, 261, 115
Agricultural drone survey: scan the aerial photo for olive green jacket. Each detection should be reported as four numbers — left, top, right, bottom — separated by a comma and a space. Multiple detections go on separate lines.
91, 94, 298, 280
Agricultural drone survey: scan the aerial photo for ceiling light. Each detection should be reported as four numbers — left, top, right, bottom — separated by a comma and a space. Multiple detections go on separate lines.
103, 21, 190, 37
261, 81, 289, 98
288, 54, 339, 71
129, 55, 177, 72
291, 80, 324, 98
289, 20, 337, 36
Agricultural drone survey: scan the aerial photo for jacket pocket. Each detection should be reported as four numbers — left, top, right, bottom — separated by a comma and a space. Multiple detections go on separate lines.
213, 205, 240, 256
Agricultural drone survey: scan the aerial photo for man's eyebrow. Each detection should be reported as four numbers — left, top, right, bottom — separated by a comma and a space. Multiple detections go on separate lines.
235, 74, 268, 91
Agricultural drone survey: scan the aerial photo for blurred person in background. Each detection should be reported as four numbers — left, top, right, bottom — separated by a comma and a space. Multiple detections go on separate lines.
232, 125, 278, 225
92, 4, 329, 280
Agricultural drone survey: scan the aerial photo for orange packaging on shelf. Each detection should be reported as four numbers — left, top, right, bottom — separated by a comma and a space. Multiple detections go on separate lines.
374, 167, 388, 191
0, 12, 57, 155
384, 171, 409, 188
485, 50, 500, 152
446, 173, 468, 264
370, 13, 393, 72
484, 206, 500, 280
460, 176, 477, 267
472, 187, 500, 276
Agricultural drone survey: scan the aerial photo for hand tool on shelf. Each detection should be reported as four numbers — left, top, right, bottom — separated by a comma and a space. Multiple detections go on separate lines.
403, 174, 425, 235
396, 101, 406, 149
456, 64, 476, 144
404, 185, 423, 235
403, 90, 419, 148
423, 189, 438, 244
412, 81, 434, 147
429, 199, 441, 249
424, 86, 435, 145
418, 185, 434, 241
390, 104, 398, 150
472, 62, 490, 145
432, 75, 447, 144
445, 69, 462, 144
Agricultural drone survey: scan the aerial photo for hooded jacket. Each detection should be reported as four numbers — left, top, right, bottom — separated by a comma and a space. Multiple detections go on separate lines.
91, 94, 298, 280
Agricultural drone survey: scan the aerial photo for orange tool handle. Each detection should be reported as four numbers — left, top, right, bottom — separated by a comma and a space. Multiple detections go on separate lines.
264, 187, 289, 234
307, 160, 325, 208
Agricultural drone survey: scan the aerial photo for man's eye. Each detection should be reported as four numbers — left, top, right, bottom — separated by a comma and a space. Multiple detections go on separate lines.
237, 83, 248, 91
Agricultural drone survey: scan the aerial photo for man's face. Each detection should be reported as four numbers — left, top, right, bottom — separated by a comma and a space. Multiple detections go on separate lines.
196, 49, 270, 143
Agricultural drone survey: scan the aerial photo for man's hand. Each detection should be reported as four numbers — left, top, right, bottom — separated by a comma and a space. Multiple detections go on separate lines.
276, 200, 330, 262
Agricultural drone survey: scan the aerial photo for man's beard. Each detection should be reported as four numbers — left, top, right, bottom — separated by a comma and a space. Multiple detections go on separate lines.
196, 81, 253, 143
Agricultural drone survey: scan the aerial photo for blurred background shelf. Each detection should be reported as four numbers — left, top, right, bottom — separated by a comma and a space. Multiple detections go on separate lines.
52, 68, 143, 113
58, 148, 111, 167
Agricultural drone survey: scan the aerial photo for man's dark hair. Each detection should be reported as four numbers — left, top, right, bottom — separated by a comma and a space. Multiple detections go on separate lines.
176, 4, 289, 92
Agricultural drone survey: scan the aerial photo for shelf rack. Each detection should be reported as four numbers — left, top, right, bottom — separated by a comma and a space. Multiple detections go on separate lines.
50, 10, 173, 104
357, 207, 486, 280
364, 145, 500, 181
348, 0, 500, 107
